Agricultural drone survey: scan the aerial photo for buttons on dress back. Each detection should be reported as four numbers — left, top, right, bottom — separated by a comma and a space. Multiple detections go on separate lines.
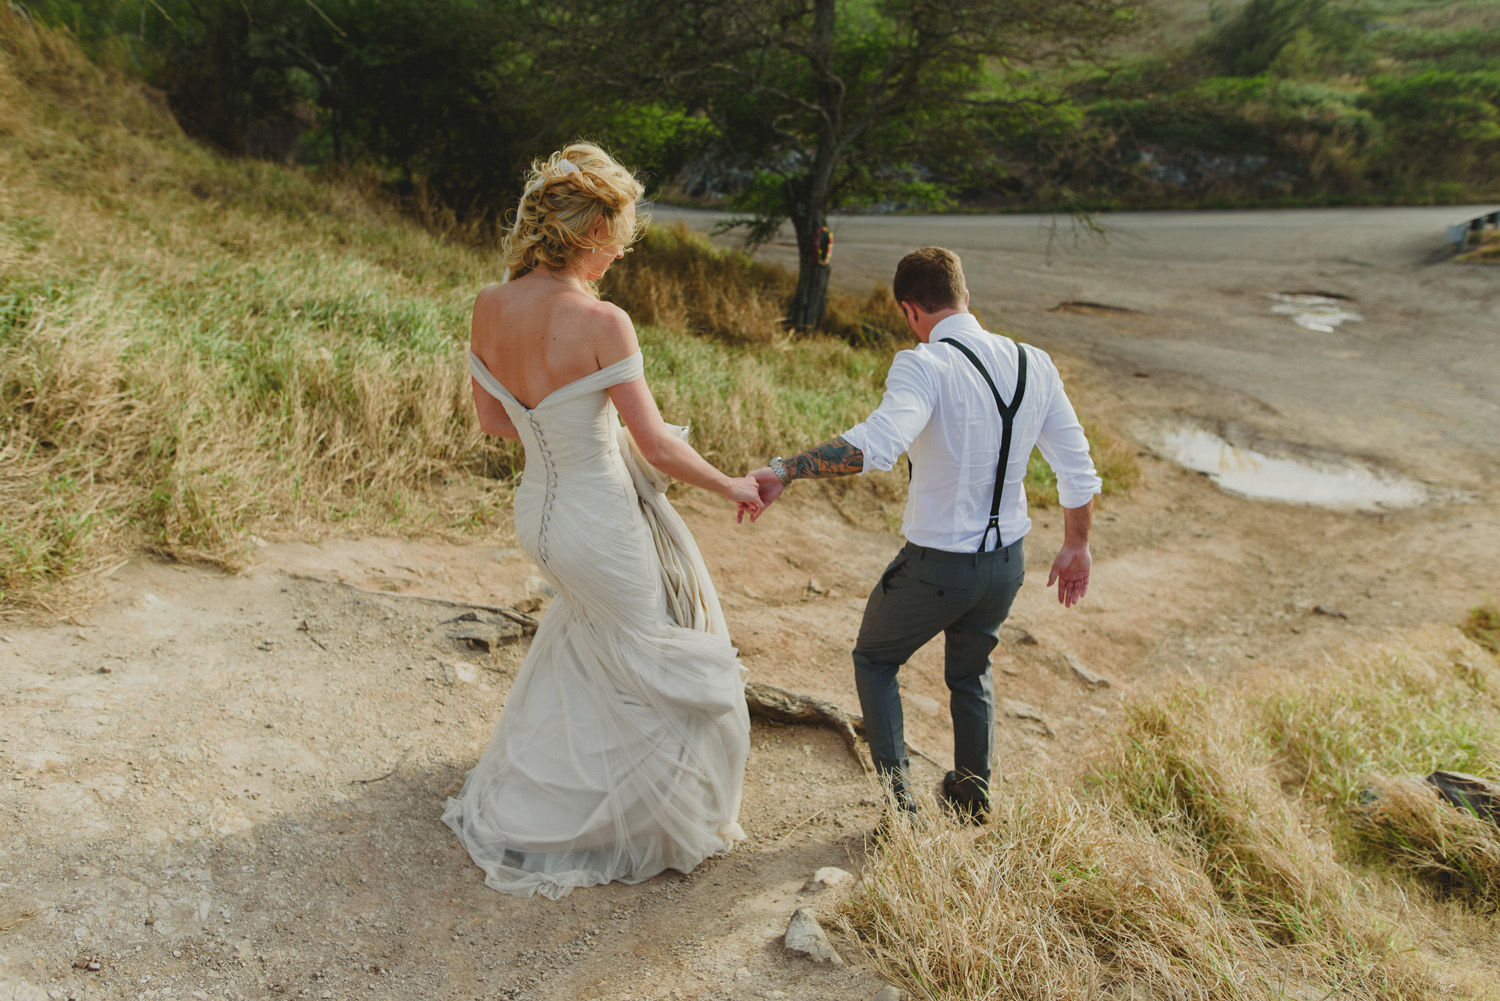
527, 412, 556, 564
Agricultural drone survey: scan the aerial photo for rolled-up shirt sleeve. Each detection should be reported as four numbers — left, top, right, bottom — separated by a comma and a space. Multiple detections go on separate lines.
1035, 367, 1103, 509
841, 351, 937, 474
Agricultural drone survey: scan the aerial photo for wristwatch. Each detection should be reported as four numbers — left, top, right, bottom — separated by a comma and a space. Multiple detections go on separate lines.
769, 456, 792, 487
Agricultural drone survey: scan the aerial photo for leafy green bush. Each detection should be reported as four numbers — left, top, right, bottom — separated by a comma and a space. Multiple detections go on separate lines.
1361, 71, 1500, 189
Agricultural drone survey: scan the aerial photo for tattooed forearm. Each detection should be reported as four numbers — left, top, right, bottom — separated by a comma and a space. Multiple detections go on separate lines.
787, 436, 865, 480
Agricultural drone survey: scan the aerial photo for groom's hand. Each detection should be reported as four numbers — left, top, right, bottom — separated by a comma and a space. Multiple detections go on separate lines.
748, 467, 785, 514
1046, 542, 1091, 608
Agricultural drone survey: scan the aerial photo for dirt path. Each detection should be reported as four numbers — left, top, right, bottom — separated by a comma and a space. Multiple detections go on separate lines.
4, 447, 1496, 1001
5, 207, 1499, 1001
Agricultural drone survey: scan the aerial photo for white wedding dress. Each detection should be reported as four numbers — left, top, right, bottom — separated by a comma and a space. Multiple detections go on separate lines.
444, 351, 749, 899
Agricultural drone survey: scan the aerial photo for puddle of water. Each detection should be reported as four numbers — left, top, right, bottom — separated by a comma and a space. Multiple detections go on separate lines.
1161, 428, 1427, 510
1269, 293, 1363, 333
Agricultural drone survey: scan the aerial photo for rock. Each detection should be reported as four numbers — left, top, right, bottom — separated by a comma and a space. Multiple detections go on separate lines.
1312, 605, 1348, 620
783, 908, 844, 966
441, 662, 478, 686
524, 576, 557, 599
1062, 653, 1110, 689
513, 596, 544, 614
905, 693, 942, 716
872, 986, 904, 1001
1003, 624, 1038, 646
803, 866, 852, 891
1002, 699, 1054, 737
1426, 771, 1500, 825
451, 622, 522, 653
807, 579, 828, 595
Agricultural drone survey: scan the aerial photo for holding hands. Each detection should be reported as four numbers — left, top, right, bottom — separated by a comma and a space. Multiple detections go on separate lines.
726, 474, 765, 523
736, 466, 786, 523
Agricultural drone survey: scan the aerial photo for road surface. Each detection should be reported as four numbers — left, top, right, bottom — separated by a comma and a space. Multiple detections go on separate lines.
653, 205, 1500, 490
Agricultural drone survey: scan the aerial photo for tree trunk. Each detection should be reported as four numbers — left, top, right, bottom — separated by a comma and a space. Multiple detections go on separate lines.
783, 0, 840, 332
785, 203, 832, 331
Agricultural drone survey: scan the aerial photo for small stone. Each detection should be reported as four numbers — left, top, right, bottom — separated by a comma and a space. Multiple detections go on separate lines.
442, 662, 479, 686
734, 967, 752, 980
249, 534, 269, 549
807, 579, 828, 595
803, 866, 852, 891
1002, 699, 1055, 737
1313, 605, 1348, 620
98, 664, 112, 674
1062, 653, 1110, 688
451, 621, 522, 652
524, 576, 557, 599
1003, 625, 1038, 646
784, 908, 844, 966
872, 986, 904, 1001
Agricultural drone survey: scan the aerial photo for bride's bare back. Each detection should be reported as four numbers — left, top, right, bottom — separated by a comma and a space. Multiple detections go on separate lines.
469, 273, 634, 410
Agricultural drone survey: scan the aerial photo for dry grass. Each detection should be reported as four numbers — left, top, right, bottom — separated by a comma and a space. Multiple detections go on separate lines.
1257, 628, 1500, 816
1458, 232, 1500, 263
845, 782, 1269, 1000
1463, 603, 1500, 654
1356, 775, 1500, 908
603, 221, 908, 347
845, 627, 1500, 1000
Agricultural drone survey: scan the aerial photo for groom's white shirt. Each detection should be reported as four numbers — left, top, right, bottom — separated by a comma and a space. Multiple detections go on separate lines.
841, 312, 1101, 553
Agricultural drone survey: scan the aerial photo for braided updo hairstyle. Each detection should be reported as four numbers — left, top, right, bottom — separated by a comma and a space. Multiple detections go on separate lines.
500, 142, 646, 288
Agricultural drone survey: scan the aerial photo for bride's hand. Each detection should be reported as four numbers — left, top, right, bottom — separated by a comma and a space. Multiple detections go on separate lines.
727, 476, 764, 523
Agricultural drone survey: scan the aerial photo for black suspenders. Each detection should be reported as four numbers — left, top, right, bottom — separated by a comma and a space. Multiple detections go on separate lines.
938, 337, 1029, 553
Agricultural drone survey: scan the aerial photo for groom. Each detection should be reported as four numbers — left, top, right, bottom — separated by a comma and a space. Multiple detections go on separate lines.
750, 247, 1100, 822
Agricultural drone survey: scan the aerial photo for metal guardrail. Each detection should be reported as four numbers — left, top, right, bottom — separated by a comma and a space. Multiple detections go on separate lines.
1447, 208, 1500, 250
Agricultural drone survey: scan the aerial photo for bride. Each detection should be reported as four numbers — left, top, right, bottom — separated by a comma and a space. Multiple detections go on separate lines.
443, 142, 761, 899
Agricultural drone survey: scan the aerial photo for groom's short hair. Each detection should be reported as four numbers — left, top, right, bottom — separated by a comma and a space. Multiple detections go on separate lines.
893, 247, 966, 314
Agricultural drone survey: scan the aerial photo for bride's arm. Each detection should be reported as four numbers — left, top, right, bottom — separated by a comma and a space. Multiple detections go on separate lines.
609, 377, 755, 503
596, 312, 757, 507
472, 378, 520, 440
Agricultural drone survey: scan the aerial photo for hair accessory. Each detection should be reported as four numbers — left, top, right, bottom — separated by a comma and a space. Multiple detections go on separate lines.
556, 159, 580, 176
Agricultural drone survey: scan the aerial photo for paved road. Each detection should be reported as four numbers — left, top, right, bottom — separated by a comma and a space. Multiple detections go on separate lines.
653, 205, 1500, 489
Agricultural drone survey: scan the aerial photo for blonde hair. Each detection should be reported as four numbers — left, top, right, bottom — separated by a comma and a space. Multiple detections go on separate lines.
500, 142, 646, 286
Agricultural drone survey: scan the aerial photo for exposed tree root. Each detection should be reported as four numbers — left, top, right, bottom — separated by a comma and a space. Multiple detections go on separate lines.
284, 572, 539, 633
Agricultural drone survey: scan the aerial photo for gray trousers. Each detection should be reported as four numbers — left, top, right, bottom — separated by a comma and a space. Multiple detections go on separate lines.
852, 538, 1025, 806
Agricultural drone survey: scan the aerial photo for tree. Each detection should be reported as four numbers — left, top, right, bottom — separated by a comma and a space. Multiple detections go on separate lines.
546, 0, 1143, 328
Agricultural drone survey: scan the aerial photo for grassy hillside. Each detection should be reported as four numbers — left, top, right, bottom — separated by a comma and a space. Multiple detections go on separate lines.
1056, 0, 1500, 209
0, 11, 896, 606
848, 625, 1500, 999
0, 11, 1135, 609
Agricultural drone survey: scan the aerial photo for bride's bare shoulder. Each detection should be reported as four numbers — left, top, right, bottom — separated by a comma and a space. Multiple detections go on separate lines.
563, 295, 637, 366
471, 282, 508, 323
